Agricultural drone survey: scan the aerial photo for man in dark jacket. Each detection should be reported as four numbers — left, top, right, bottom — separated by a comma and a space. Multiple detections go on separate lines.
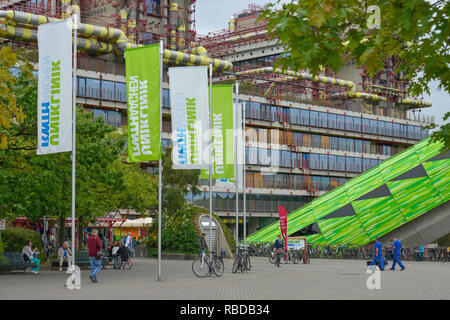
274, 234, 284, 268
88, 229, 102, 283
199, 233, 207, 258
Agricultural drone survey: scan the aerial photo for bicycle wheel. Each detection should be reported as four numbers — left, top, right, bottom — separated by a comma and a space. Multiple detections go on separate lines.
113, 256, 121, 269
292, 252, 300, 264
213, 258, 224, 277
269, 252, 276, 264
246, 255, 252, 270
192, 259, 210, 278
124, 258, 133, 270
241, 255, 247, 273
232, 256, 240, 273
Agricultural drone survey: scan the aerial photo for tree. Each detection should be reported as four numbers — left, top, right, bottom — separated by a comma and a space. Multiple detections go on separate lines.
0, 45, 34, 149
160, 146, 201, 214
0, 71, 158, 247
261, 0, 449, 151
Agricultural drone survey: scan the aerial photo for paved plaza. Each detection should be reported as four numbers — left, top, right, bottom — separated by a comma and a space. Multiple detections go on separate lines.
0, 257, 449, 300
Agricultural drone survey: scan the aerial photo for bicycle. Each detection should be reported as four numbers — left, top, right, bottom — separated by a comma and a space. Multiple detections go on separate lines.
113, 254, 133, 270
232, 246, 252, 273
192, 252, 224, 278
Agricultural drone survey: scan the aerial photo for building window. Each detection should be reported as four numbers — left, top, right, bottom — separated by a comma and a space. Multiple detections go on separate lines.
101, 80, 115, 100
86, 78, 101, 99
115, 82, 127, 102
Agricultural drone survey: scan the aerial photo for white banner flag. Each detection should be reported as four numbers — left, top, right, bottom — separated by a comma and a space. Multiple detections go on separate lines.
169, 66, 209, 169
37, 20, 72, 155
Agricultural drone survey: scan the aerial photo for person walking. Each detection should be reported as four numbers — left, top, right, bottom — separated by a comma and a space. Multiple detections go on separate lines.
58, 241, 72, 272
370, 237, 384, 271
22, 240, 40, 274
88, 229, 102, 283
124, 232, 135, 258
274, 234, 284, 268
198, 233, 207, 258
390, 236, 405, 271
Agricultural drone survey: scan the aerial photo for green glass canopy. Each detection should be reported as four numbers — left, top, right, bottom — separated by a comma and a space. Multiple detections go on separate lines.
246, 137, 449, 245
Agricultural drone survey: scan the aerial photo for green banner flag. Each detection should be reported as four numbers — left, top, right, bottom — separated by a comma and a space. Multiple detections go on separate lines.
201, 85, 235, 179
125, 44, 161, 162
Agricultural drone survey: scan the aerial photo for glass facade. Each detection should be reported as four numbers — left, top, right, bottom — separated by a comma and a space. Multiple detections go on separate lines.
91, 108, 122, 127
77, 76, 127, 102
245, 101, 428, 140
245, 146, 380, 173
246, 127, 404, 157
188, 191, 315, 213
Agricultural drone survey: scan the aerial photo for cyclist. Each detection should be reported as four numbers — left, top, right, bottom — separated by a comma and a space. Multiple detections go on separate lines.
199, 233, 207, 258
274, 234, 284, 268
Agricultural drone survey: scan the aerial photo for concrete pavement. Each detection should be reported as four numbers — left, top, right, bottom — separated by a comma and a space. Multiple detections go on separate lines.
0, 257, 449, 299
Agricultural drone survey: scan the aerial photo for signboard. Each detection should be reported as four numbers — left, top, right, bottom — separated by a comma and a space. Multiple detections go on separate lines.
125, 44, 161, 162
200, 85, 235, 179
37, 20, 73, 155
287, 237, 306, 250
169, 66, 209, 169
278, 205, 288, 251
0, 219, 5, 231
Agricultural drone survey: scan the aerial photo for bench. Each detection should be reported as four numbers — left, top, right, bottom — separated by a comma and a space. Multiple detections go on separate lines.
0, 252, 38, 273
50, 249, 110, 270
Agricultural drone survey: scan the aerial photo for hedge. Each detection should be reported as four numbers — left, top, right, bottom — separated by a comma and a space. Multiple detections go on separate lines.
1, 227, 44, 262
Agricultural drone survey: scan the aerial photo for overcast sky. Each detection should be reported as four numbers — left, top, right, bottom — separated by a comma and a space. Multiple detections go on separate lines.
195, 0, 449, 126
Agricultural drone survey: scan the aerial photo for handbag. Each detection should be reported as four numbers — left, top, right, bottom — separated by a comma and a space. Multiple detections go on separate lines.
275, 248, 284, 254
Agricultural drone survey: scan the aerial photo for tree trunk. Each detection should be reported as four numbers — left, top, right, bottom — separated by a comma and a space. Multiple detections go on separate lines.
77, 217, 84, 250
56, 216, 65, 249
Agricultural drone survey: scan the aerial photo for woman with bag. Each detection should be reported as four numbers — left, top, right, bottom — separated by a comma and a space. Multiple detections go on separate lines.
88, 229, 102, 283
274, 234, 285, 268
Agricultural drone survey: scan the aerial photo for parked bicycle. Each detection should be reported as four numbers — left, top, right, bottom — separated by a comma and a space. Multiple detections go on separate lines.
192, 252, 224, 278
232, 246, 252, 273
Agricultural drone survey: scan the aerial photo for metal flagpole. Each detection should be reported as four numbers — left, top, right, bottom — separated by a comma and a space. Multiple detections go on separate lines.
158, 39, 163, 281
71, 11, 78, 273
209, 62, 213, 261
234, 81, 239, 249
242, 85, 246, 245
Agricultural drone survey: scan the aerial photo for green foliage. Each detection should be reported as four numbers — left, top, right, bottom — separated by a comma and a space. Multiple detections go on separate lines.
262, 0, 449, 151
213, 213, 236, 254
1, 227, 44, 261
0, 69, 158, 246
144, 204, 236, 255
425, 112, 450, 153
161, 146, 201, 214
144, 203, 201, 254
0, 45, 34, 149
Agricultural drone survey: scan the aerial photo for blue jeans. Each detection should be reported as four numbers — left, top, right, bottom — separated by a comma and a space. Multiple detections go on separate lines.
89, 257, 101, 282
391, 254, 405, 269
371, 255, 384, 270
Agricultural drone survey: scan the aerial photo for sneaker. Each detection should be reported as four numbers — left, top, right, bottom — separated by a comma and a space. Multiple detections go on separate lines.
59, 267, 62, 272
389, 268, 395, 270
31, 270, 37, 274
400, 267, 405, 271
89, 275, 95, 283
